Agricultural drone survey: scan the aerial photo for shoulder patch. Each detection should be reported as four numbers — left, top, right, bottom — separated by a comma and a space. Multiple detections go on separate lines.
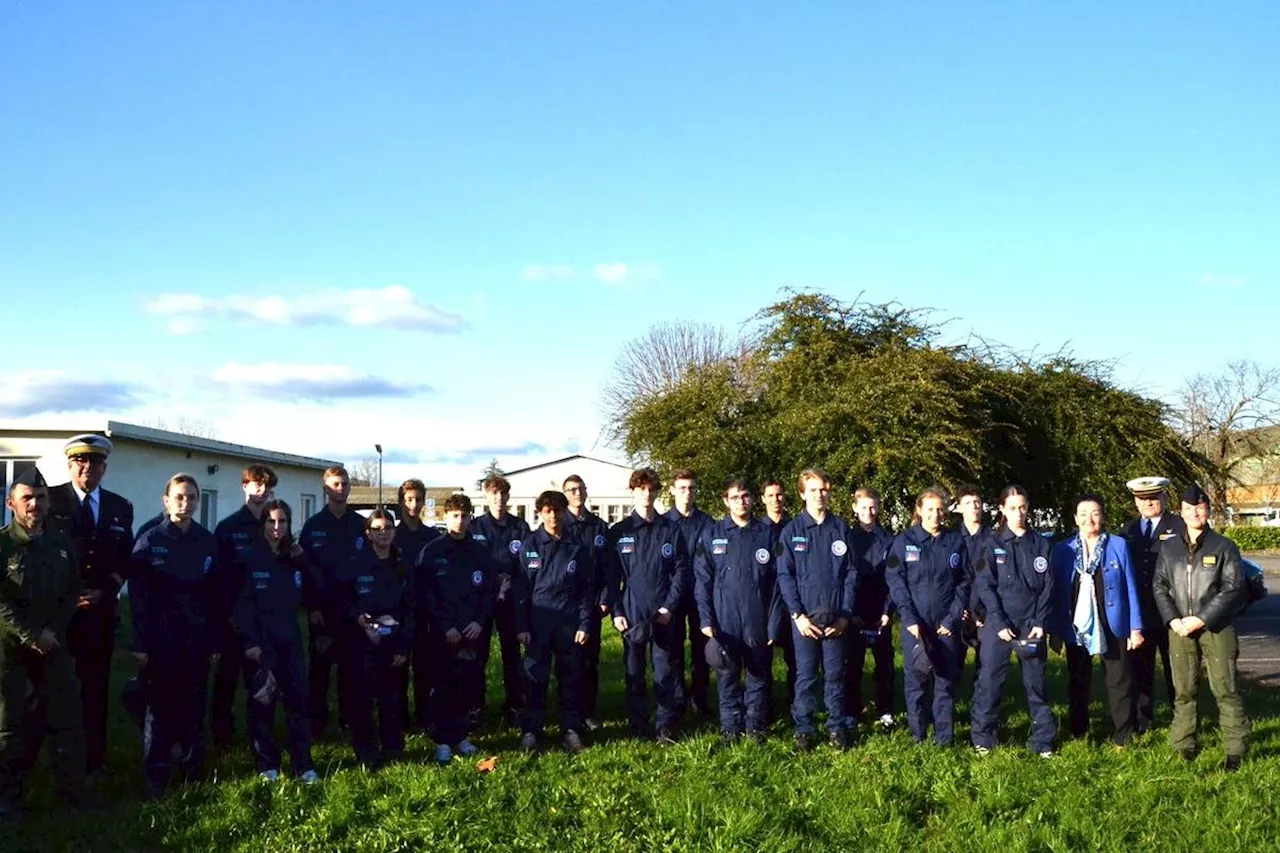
755, 548, 770, 565
294, 570, 303, 589
594, 534, 605, 548
355, 537, 364, 551
567, 559, 577, 574
509, 539, 522, 555
203, 556, 213, 574
831, 539, 847, 557
471, 570, 484, 587
1033, 556, 1048, 573
662, 542, 674, 558
948, 552, 961, 569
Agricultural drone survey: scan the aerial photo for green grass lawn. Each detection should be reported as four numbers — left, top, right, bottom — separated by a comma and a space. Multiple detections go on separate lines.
5, 607, 1278, 852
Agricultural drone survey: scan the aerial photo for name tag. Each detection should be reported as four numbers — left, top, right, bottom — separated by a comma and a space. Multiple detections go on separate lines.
1203, 555, 1217, 567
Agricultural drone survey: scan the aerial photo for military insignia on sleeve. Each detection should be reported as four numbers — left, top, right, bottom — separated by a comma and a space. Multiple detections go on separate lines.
1033, 556, 1048, 573
662, 543, 674, 558
203, 556, 213, 574
831, 540, 847, 557
509, 540, 522, 555
567, 560, 577, 574
594, 534, 605, 548
471, 570, 484, 587
294, 571, 303, 588
948, 552, 961, 569
755, 548, 770, 564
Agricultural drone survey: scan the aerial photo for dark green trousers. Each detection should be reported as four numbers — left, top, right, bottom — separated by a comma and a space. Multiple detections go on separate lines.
1168, 626, 1250, 757
0, 645, 87, 805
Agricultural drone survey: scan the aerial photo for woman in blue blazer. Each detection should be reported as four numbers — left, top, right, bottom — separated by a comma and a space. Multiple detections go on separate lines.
1051, 493, 1144, 746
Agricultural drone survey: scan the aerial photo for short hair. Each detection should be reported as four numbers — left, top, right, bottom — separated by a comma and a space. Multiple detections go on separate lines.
482, 475, 511, 495
721, 477, 755, 498
629, 467, 661, 490
259, 498, 294, 547
910, 486, 950, 526
562, 474, 586, 490
165, 473, 200, 496
671, 468, 697, 485
797, 467, 831, 493
242, 464, 278, 489
443, 493, 473, 514
954, 483, 983, 504
853, 486, 881, 503
323, 465, 348, 481
1075, 492, 1107, 515
398, 479, 426, 505
536, 490, 569, 513
760, 478, 784, 493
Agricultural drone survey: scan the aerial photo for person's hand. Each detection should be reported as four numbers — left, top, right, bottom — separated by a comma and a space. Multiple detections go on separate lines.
574, 630, 588, 646
879, 614, 891, 628
462, 621, 483, 641
391, 654, 407, 668
825, 617, 849, 638
700, 626, 715, 638
613, 616, 629, 633
1127, 630, 1144, 651
997, 628, 1015, 642
905, 623, 920, 640
937, 624, 953, 637
517, 632, 532, 646
290, 542, 304, 558
36, 629, 60, 654
655, 608, 672, 626
975, 619, 985, 629
78, 590, 105, 609
795, 614, 823, 640
1182, 616, 1206, 635
445, 627, 462, 645
132, 651, 148, 667
767, 639, 774, 646
598, 604, 610, 618
1049, 635, 1064, 655
1028, 626, 1044, 640
1168, 618, 1186, 638
308, 611, 324, 628
245, 646, 263, 663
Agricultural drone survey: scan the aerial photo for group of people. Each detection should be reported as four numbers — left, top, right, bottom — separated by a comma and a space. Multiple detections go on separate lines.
0, 436, 1255, 820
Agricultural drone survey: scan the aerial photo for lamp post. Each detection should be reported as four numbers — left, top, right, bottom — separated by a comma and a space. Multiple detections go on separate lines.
375, 444, 383, 510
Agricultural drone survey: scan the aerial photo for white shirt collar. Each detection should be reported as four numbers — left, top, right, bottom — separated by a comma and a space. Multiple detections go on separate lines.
72, 484, 101, 505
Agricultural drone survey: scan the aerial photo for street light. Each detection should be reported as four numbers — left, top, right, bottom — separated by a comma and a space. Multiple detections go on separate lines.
375, 444, 383, 510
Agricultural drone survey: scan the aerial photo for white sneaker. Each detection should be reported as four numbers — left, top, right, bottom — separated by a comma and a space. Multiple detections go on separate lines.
435, 744, 454, 764
456, 739, 479, 757
1038, 750, 1056, 759
973, 745, 991, 757
298, 770, 319, 785
258, 769, 280, 782
877, 714, 895, 729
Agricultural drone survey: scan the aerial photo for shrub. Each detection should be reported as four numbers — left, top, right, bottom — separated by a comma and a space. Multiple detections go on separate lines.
1223, 525, 1280, 552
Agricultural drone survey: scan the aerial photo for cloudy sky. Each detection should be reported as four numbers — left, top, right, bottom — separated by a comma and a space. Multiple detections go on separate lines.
2, 2, 1276, 488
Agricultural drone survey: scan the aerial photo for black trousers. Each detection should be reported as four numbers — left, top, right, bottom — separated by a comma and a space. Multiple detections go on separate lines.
410, 629, 439, 730
210, 625, 244, 747
580, 610, 606, 721
345, 638, 406, 765
845, 627, 894, 721
307, 619, 345, 738
1132, 620, 1173, 732
67, 597, 116, 772
475, 596, 523, 720
674, 597, 709, 713
1067, 631, 1135, 745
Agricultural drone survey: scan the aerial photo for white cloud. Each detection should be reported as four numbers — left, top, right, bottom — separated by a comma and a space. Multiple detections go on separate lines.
209, 362, 433, 401
0, 371, 145, 417
165, 316, 201, 336
592, 262, 661, 286
144, 285, 466, 333
1197, 273, 1246, 288
520, 264, 577, 283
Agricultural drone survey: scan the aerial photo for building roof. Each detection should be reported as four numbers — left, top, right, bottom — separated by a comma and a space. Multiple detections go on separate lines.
502, 454, 632, 477
0, 419, 340, 470
347, 485, 462, 509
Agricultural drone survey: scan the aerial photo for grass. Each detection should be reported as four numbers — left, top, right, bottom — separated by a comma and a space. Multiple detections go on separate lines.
4, 608, 1278, 852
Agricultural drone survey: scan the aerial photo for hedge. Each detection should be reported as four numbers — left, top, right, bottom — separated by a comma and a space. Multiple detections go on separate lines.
1223, 526, 1280, 552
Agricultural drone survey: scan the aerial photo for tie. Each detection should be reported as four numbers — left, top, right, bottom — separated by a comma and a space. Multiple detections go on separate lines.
80, 493, 96, 533
1142, 519, 1152, 542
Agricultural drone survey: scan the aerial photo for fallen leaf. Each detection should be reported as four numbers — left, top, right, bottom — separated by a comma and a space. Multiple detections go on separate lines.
476, 756, 499, 773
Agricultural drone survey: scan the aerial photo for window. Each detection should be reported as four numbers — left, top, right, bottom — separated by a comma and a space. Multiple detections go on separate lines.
300, 494, 317, 520
1, 459, 38, 526
200, 489, 218, 529
514, 504, 527, 521
607, 504, 622, 524
589, 504, 601, 516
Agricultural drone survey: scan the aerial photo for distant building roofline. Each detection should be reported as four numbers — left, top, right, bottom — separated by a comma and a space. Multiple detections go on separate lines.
501, 454, 632, 478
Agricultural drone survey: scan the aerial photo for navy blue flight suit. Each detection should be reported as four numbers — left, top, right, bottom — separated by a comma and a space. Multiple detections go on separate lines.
130, 518, 217, 794
960, 524, 993, 689
767, 512, 796, 716
338, 548, 415, 765
885, 526, 969, 745
469, 511, 531, 724
210, 505, 262, 748
416, 533, 495, 748
845, 524, 896, 724
776, 510, 857, 737
604, 512, 689, 735
232, 543, 320, 776
395, 521, 443, 730
1121, 513, 1185, 732
971, 527, 1056, 753
564, 508, 609, 723
664, 506, 714, 715
513, 527, 593, 736
299, 506, 367, 738
695, 517, 783, 736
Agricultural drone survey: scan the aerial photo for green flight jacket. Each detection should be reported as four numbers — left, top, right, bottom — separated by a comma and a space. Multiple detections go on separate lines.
0, 521, 81, 653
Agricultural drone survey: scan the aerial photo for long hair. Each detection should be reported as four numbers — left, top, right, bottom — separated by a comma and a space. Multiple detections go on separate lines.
259, 498, 294, 551
910, 486, 950, 527
995, 484, 1031, 532
365, 508, 403, 573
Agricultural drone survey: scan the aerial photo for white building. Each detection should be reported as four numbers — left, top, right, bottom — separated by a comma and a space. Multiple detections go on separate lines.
472, 454, 638, 526
0, 420, 340, 529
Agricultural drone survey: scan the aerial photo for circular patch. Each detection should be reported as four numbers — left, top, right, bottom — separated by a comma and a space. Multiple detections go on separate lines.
831, 539, 847, 557
509, 539, 522, 555
355, 537, 364, 551
662, 542, 674, 559
594, 534, 606, 548
755, 548, 770, 565
202, 556, 213, 575
948, 552, 961, 569
293, 570, 303, 589
567, 560, 578, 574
1033, 556, 1048, 574
471, 570, 484, 587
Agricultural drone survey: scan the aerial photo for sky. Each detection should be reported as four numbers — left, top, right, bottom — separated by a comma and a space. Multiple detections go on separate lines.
2, 2, 1277, 489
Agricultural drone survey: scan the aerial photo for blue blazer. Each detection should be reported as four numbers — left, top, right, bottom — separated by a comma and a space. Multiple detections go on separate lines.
1051, 533, 1143, 642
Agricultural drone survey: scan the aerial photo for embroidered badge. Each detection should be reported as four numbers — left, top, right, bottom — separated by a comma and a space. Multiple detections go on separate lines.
948, 553, 961, 569
294, 570, 303, 589
831, 540, 847, 557
471, 570, 483, 587
1033, 556, 1048, 573
755, 548, 770, 564
509, 539, 522, 555
203, 556, 213, 575
594, 534, 606, 548
567, 560, 577, 574
662, 543, 674, 558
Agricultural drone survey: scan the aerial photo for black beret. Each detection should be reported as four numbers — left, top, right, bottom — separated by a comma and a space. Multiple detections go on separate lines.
12, 468, 47, 490
1180, 483, 1210, 507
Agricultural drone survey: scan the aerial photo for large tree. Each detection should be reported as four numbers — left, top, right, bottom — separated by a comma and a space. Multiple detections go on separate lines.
606, 292, 1202, 529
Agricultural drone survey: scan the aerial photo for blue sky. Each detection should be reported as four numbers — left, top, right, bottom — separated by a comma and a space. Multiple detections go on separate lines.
2, 2, 1276, 489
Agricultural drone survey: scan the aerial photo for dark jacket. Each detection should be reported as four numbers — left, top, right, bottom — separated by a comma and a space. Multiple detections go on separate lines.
1153, 528, 1246, 632
232, 542, 320, 657
976, 527, 1054, 636
694, 516, 783, 649
46, 483, 134, 594
604, 511, 689, 625
299, 506, 368, 622
961, 524, 993, 619
1121, 513, 1187, 620
212, 505, 263, 626
565, 509, 609, 608
851, 524, 895, 623
130, 518, 217, 659
513, 526, 594, 635
394, 521, 442, 569
776, 510, 857, 626
416, 533, 495, 636
664, 506, 713, 603
886, 525, 969, 634
338, 549, 415, 655
470, 511, 531, 602
0, 522, 81, 651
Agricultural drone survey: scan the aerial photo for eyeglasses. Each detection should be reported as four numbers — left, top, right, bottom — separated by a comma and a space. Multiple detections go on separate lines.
368, 526, 393, 534
70, 456, 106, 467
